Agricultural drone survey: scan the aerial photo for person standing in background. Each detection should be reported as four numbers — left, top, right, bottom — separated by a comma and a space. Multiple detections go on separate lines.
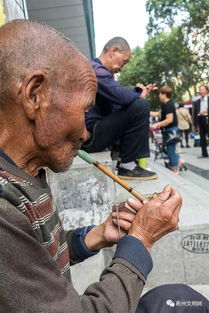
176, 103, 192, 148
193, 85, 209, 158
151, 86, 180, 174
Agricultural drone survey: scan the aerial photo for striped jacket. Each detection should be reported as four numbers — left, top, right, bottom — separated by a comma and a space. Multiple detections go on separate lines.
0, 154, 151, 313
0, 157, 72, 280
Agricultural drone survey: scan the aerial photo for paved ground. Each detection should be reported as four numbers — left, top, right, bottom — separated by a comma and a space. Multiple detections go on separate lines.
151, 138, 209, 227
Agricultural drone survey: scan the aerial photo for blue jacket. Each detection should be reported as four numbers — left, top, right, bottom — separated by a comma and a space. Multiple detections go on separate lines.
85, 58, 140, 127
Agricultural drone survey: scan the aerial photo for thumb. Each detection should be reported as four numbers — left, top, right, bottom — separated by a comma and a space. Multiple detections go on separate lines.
155, 185, 172, 202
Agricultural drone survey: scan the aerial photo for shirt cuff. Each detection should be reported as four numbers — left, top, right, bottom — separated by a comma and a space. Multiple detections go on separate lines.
71, 226, 100, 261
113, 235, 153, 279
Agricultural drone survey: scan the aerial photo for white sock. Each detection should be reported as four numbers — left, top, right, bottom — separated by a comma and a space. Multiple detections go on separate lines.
120, 161, 136, 170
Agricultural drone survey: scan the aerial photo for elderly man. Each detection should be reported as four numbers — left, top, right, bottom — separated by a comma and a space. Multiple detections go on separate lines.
0, 20, 182, 313
193, 85, 209, 158
83, 37, 157, 181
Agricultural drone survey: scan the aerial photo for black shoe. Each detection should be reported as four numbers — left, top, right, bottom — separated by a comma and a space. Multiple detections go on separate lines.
181, 144, 185, 148
186, 145, 190, 148
118, 165, 158, 181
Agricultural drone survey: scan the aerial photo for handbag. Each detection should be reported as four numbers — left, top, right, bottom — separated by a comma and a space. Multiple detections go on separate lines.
164, 129, 182, 145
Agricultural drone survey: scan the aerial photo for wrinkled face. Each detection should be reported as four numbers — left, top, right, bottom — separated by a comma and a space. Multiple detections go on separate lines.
199, 86, 208, 98
110, 50, 131, 74
35, 67, 97, 173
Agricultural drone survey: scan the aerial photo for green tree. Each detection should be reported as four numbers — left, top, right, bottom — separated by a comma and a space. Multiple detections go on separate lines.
146, 0, 209, 35
146, 0, 209, 85
118, 28, 200, 108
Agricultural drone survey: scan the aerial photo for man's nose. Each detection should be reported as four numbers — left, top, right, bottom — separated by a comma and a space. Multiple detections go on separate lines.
80, 127, 89, 143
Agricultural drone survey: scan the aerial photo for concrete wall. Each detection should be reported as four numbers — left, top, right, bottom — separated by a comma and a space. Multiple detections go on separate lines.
47, 152, 115, 230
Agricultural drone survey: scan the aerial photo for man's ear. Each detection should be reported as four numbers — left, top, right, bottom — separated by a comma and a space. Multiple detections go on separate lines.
20, 71, 48, 120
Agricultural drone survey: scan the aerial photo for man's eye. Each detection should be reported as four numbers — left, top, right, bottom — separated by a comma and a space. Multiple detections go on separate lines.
85, 101, 95, 113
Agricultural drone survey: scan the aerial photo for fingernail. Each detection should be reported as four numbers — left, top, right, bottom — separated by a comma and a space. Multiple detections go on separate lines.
125, 202, 137, 213
127, 197, 136, 204
164, 184, 171, 192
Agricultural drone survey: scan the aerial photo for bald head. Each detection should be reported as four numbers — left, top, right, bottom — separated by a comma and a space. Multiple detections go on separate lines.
0, 19, 97, 175
0, 19, 94, 103
102, 37, 131, 53
99, 37, 131, 74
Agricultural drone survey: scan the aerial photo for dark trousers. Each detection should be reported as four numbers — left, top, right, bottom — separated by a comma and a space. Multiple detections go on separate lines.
180, 129, 190, 146
198, 115, 209, 156
83, 98, 150, 163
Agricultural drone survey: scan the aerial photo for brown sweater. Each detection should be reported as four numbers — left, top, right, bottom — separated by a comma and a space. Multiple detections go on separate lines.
0, 155, 152, 313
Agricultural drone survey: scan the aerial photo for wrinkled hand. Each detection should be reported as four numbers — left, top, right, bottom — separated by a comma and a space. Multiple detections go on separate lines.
84, 200, 142, 251
128, 185, 182, 251
102, 200, 142, 245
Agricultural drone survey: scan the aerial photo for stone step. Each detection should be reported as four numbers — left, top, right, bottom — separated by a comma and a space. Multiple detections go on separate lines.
147, 224, 209, 288
102, 224, 209, 286
188, 285, 209, 300
47, 151, 209, 295
47, 151, 115, 229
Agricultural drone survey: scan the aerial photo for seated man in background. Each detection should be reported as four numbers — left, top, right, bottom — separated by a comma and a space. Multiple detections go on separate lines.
83, 37, 157, 181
